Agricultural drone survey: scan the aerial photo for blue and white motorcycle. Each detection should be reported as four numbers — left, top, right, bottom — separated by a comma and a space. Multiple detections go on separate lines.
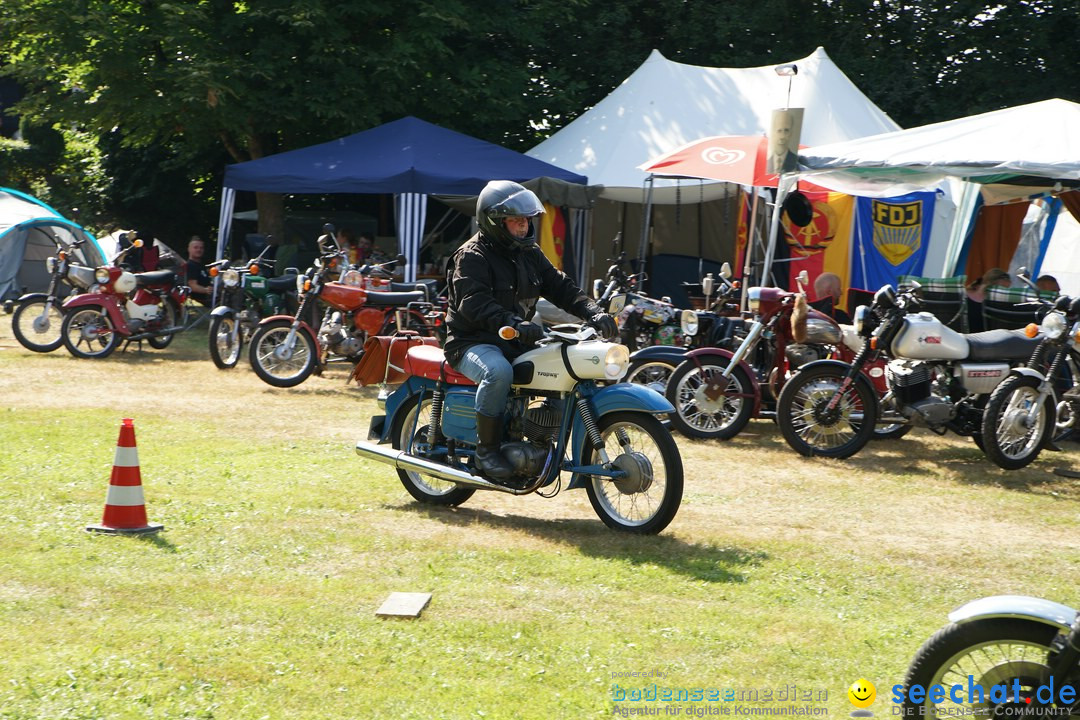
355, 323, 683, 534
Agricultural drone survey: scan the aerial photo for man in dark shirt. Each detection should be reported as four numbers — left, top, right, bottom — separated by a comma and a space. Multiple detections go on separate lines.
185, 235, 213, 305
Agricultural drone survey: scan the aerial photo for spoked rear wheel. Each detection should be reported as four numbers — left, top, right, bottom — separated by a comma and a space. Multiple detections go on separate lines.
391, 394, 475, 506
146, 300, 179, 349
624, 359, 678, 395
585, 412, 683, 534
900, 618, 1074, 720
776, 364, 877, 458
12, 298, 64, 352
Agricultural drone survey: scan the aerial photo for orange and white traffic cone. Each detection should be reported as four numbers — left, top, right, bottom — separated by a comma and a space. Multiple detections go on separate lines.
86, 418, 164, 535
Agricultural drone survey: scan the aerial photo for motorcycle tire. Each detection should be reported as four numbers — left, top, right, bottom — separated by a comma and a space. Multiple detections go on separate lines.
12, 298, 64, 353
665, 358, 755, 440
209, 314, 243, 369
61, 305, 121, 359
585, 411, 683, 534
776, 364, 877, 458
248, 319, 318, 388
900, 618, 1072, 720
146, 300, 179, 350
391, 393, 475, 507
623, 358, 678, 395
981, 374, 1055, 470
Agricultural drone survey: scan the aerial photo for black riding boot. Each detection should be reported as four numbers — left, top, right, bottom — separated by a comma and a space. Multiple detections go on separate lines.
475, 413, 514, 481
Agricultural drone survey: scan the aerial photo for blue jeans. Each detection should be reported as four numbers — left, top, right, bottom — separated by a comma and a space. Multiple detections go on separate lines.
451, 344, 513, 418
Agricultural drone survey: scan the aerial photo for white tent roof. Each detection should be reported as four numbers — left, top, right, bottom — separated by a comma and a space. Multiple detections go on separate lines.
799, 98, 1080, 200
527, 47, 900, 203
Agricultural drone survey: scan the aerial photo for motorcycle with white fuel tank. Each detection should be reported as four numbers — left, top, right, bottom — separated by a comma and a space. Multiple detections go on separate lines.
898, 594, 1080, 719
60, 237, 192, 359
776, 282, 1042, 458
355, 323, 684, 534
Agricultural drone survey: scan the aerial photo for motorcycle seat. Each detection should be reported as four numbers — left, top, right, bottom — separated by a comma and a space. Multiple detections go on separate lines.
364, 290, 427, 306
964, 328, 1041, 361
403, 344, 476, 385
266, 275, 297, 293
135, 270, 177, 287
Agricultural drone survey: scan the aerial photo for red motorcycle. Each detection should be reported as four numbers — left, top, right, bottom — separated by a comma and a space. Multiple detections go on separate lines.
665, 271, 900, 441
247, 250, 438, 388
60, 236, 192, 359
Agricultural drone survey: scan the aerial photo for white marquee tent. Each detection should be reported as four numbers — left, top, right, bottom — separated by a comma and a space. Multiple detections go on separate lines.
527, 47, 901, 204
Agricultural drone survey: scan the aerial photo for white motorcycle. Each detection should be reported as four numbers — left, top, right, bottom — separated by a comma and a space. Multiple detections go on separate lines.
776, 282, 1041, 458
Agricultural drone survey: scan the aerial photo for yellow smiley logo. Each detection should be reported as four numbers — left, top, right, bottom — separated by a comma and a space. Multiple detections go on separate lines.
847, 678, 876, 708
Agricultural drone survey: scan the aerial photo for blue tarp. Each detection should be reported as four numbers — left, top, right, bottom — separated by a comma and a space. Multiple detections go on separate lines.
224, 116, 587, 194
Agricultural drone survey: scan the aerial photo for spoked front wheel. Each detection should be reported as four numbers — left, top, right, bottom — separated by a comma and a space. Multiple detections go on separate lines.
61, 305, 120, 359
665, 358, 756, 440
248, 319, 318, 388
900, 618, 1075, 720
391, 393, 475, 507
776, 364, 877, 458
585, 411, 683, 534
209, 314, 243, 369
981, 375, 1054, 470
12, 298, 64, 352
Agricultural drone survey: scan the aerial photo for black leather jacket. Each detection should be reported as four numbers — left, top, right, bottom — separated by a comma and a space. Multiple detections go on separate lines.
443, 232, 599, 365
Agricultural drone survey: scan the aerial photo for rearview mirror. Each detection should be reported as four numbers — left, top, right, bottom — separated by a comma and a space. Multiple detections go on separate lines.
720, 262, 732, 280
702, 274, 715, 297
797, 270, 809, 286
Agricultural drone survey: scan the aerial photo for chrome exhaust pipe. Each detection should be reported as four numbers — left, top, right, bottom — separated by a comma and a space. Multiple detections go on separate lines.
355, 440, 533, 495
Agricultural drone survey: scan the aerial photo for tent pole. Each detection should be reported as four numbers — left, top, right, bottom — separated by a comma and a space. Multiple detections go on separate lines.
741, 189, 761, 311
638, 176, 655, 292
760, 174, 795, 288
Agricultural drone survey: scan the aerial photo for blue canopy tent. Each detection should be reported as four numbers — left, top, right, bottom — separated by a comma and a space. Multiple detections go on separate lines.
218, 116, 588, 281
0, 187, 105, 302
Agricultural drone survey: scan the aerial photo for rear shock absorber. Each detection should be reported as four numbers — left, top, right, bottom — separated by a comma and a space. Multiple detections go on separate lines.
576, 396, 611, 465
426, 381, 445, 447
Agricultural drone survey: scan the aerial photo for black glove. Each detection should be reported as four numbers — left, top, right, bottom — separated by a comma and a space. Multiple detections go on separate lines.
515, 320, 544, 345
588, 312, 618, 340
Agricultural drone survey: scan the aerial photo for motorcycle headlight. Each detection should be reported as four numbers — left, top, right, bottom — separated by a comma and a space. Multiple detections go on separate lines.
296, 273, 308, 293
680, 309, 699, 336
592, 278, 604, 300
603, 343, 630, 380
1041, 311, 1067, 340
222, 269, 241, 288
853, 305, 871, 335
1071, 321, 1080, 347
747, 287, 762, 313
95, 268, 110, 283
46, 257, 57, 273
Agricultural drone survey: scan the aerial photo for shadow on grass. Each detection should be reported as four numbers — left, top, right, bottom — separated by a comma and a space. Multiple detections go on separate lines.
394, 502, 767, 584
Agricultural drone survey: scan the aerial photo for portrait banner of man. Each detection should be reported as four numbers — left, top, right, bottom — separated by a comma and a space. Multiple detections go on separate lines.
767, 108, 804, 175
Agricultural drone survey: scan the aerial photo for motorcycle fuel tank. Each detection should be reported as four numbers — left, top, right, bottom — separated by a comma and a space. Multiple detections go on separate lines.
890, 312, 968, 361
513, 340, 629, 393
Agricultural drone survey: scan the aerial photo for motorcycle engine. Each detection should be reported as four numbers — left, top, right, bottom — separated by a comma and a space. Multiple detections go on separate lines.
785, 343, 827, 369
887, 360, 954, 426
319, 311, 365, 357
521, 400, 562, 442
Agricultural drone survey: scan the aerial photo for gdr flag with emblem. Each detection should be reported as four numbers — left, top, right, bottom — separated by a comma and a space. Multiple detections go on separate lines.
851, 192, 936, 291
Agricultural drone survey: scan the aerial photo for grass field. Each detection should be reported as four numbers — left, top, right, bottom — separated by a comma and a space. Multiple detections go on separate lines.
1, 318, 1078, 719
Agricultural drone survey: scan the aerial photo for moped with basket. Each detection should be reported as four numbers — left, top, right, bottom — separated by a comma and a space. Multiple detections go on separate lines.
355, 321, 683, 534
11, 235, 97, 352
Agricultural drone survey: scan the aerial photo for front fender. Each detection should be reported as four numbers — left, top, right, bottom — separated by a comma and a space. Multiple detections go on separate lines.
16, 292, 49, 304
210, 305, 236, 319
257, 313, 319, 348
568, 383, 675, 488
629, 345, 688, 365
792, 358, 878, 395
61, 293, 130, 334
948, 595, 1077, 632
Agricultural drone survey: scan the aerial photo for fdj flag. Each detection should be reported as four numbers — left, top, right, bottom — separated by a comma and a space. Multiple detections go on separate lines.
852, 192, 936, 291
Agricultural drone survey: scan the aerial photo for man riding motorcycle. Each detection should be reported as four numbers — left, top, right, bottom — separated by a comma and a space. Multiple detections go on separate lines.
444, 180, 618, 481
